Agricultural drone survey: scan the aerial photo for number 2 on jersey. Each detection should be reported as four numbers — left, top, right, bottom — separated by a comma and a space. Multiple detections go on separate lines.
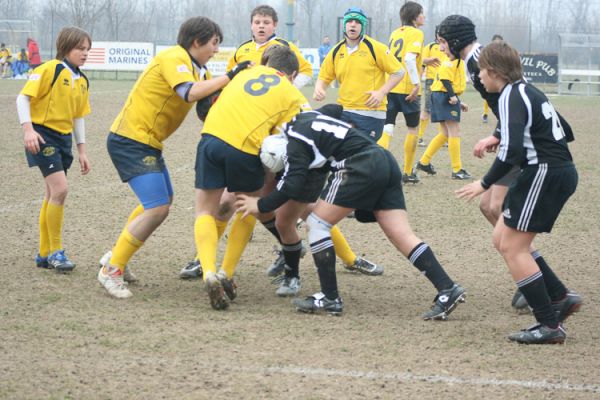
391, 38, 404, 63
244, 74, 281, 96
541, 101, 565, 141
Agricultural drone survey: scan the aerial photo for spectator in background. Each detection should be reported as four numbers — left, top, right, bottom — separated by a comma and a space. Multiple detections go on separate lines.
13, 48, 30, 79
318, 35, 331, 65
27, 38, 42, 69
1, 43, 12, 78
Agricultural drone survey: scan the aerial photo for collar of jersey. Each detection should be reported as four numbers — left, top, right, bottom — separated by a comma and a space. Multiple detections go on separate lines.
183, 46, 204, 72
62, 58, 81, 75
254, 34, 278, 49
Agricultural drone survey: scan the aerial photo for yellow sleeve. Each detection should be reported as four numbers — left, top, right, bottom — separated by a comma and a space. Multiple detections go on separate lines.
161, 53, 197, 89
378, 45, 403, 75
226, 53, 237, 72
289, 42, 313, 77
317, 52, 336, 84
21, 63, 51, 98
405, 29, 424, 55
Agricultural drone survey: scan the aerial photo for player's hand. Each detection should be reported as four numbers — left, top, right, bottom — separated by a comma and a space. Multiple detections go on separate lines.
234, 194, 260, 219
313, 86, 326, 101
460, 102, 469, 112
79, 153, 91, 175
473, 136, 500, 158
406, 85, 419, 102
455, 180, 486, 201
226, 60, 253, 80
424, 57, 441, 68
448, 95, 458, 105
365, 90, 384, 108
23, 127, 45, 154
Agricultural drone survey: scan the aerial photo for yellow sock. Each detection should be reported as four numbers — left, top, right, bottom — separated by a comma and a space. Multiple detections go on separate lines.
483, 100, 489, 115
38, 199, 50, 257
377, 124, 394, 150
330, 225, 356, 266
448, 137, 462, 173
46, 202, 64, 252
195, 215, 218, 279
221, 212, 257, 278
418, 119, 428, 139
377, 133, 390, 150
109, 229, 144, 272
216, 218, 228, 239
420, 133, 448, 165
118, 204, 145, 238
127, 204, 144, 225
403, 133, 418, 174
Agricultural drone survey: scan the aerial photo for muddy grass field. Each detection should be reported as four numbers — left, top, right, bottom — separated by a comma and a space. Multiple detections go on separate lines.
1, 79, 599, 399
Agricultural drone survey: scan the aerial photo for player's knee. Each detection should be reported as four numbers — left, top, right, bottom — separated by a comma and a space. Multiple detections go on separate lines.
307, 212, 332, 245
146, 203, 170, 224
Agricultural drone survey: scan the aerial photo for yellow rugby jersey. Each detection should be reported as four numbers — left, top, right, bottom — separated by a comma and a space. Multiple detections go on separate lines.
227, 36, 312, 77
111, 45, 210, 150
423, 42, 445, 80
388, 26, 424, 94
431, 58, 466, 96
20, 60, 91, 134
202, 65, 310, 155
318, 35, 402, 111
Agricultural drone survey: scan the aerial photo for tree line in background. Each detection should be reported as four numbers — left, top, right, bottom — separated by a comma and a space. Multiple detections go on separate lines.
2, 0, 599, 55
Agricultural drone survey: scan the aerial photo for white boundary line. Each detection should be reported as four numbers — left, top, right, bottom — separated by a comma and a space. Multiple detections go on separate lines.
238, 364, 600, 394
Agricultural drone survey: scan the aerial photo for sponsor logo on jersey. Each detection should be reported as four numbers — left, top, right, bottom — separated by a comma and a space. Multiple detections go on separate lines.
142, 156, 157, 166
29, 73, 41, 81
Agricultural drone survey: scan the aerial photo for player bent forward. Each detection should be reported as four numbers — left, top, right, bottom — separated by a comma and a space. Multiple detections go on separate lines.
236, 108, 466, 318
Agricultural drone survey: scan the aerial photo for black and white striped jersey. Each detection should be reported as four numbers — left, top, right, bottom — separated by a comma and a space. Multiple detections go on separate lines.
256, 111, 376, 213
465, 43, 500, 118
497, 81, 572, 167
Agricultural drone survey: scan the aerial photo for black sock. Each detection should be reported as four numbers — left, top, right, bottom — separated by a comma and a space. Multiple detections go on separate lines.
517, 271, 559, 329
311, 240, 338, 300
532, 251, 567, 301
408, 242, 454, 291
282, 240, 302, 279
261, 218, 282, 244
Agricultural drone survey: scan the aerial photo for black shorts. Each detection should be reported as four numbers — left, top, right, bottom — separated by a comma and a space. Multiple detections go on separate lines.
25, 124, 73, 177
386, 93, 421, 127
430, 92, 461, 122
195, 134, 264, 193
107, 132, 166, 182
502, 163, 577, 233
320, 146, 406, 211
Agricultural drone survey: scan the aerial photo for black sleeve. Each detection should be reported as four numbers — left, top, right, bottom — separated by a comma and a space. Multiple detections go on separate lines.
498, 87, 527, 166
256, 139, 313, 214
557, 111, 575, 142
481, 158, 514, 189
441, 79, 456, 97
493, 121, 501, 139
